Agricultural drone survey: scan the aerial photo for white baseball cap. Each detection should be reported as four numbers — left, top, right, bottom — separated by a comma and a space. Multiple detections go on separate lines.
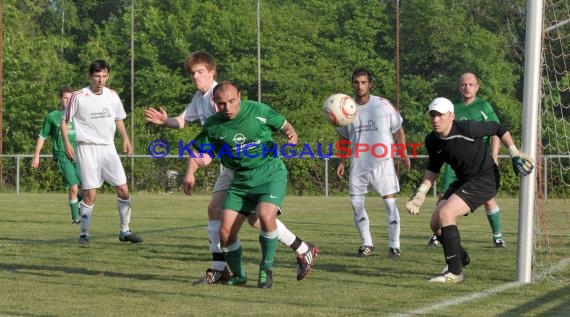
428, 97, 454, 114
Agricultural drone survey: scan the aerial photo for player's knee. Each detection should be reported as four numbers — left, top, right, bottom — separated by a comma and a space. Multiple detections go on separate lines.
430, 219, 439, 232
207, 194, 224, 219
247, 214, 260, 229
486, 204, 500, 215
219, 227, 231, 246
115, 184, 129, 200
69, 184, 79, 195
350, 195, 365, 210
207, 203, 222, 219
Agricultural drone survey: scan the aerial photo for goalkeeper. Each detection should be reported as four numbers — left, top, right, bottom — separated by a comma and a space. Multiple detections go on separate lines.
428, 72, 506, 248
405, 97, 534, 284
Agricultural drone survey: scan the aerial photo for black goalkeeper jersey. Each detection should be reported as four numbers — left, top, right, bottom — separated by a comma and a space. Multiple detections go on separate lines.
425, 120, 508, 181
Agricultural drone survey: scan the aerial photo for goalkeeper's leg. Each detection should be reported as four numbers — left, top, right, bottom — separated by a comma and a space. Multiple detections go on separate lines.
441, 225, 463, 275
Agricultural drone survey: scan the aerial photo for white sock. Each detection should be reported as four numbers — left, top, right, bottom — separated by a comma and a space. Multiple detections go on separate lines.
384, 198, 400, 249
207, 220, 222, 253
276, 220, 309, 254
276, 219, 295, 244
79, 201, 93, 236
222, 239, 241, 253
117, 197, 131, 232
207, 220, 226, 271
351, 195, 373, 247
487, 205, 500, 215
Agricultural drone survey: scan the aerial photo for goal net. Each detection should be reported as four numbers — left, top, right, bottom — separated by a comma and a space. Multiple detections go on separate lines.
534, 0, 570, 280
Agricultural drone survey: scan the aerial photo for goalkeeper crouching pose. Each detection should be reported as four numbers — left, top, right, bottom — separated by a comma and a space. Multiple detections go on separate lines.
405, 97, 534, 283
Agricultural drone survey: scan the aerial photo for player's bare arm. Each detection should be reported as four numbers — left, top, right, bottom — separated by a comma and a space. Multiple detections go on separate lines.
183, 150, 213, 196
418, 170, 437, 192
31, 137, 46, 168
144, 106, 185, 129
282, 122, 298, 145
395, 127, 411, 170
115, 120, 133, 155
61, 120, 75, 161
336, 135, 349, 178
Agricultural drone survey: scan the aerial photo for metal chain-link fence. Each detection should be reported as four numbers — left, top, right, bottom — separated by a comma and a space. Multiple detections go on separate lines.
0, 0, 542, 195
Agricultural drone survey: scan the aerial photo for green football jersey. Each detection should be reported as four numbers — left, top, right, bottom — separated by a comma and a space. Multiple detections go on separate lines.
441, 97, 501, 192
454, 96, 500, 145
454, 97, 499, 122
193, 100, 287, 184
38, 109, 77, 156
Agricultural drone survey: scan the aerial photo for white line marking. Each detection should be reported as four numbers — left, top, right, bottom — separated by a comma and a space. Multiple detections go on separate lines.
390, 257, 570, 317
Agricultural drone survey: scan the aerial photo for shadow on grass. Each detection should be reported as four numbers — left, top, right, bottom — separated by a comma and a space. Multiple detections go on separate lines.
0, 225, 203, 245
0, 262, 188, 282
497, 284, 570, 317
0, 310, 50, 317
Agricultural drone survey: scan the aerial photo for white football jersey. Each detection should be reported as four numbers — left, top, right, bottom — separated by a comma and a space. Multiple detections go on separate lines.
337, 95, 403, 174
65, 87, 126, 145
180, 81, 217, 125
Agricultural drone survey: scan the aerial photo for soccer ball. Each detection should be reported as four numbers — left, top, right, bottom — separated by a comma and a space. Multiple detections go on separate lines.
322, 93, 357, 127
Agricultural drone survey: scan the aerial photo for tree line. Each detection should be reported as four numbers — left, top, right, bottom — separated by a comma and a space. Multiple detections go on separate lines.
4, 0, 550, 195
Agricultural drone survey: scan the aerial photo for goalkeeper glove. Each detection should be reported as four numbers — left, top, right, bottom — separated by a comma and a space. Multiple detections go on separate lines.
405, 184, 428, 215
508, 145, 535, 176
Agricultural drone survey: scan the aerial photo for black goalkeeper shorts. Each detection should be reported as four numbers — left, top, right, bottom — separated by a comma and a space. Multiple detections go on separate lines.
442, 165, 500, 212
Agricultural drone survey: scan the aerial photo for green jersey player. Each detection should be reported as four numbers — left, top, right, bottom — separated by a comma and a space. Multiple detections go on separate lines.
32, 86, 81, 224
184, 81, 298, 289
429, 72, 505, 248
144, 51, 318, 285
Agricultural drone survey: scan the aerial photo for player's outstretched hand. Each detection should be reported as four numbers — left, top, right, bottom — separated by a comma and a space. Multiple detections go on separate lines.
512, 152, 534, 176
144, 107, 168, 125
405, 184, 428, 215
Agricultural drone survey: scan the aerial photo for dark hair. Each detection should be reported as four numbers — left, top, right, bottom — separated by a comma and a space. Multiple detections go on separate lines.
58, 86, 74, 97
213, 81, 240, 98
352, 68, 375, 84
89, 59, 110, 75
185, 51, 216, 75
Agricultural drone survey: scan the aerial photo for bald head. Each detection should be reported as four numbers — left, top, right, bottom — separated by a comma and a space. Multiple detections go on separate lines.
213, 81, 241, 119
459, 72, 480, 104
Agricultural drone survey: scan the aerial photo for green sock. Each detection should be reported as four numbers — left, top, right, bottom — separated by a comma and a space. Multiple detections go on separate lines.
224, 245, 246, 278
69, 199, 80, 220
259, 231, 279, 271
487, 208, 503, 240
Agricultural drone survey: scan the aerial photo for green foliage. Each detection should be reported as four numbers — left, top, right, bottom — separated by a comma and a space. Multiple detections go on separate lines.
1, 0, 536, 195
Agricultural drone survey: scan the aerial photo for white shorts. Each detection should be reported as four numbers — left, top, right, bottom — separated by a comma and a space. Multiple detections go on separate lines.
349, 159, 400, 196
77, 144, 127, 189
213, 165, 234, 192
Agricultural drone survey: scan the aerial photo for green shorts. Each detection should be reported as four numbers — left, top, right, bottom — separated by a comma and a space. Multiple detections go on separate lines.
223, 159, 287, 214
56, 155, 81, 189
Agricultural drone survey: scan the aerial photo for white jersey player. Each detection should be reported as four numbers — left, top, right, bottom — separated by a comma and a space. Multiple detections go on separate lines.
144, 51, 318, 284
337, 68, 410, 258
62, 59, 142, 245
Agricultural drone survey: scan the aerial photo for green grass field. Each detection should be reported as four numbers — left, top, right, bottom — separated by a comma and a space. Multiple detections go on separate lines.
1, 193, 569, 317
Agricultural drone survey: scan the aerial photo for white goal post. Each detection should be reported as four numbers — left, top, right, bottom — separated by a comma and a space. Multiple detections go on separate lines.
517, 0, 542, 284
